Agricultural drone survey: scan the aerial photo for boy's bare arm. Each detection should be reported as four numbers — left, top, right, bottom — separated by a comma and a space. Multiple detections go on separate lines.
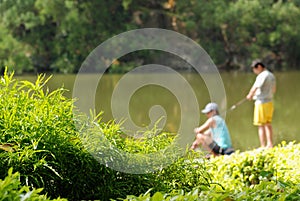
194, 118, 213, 134
247, 86, 257, 100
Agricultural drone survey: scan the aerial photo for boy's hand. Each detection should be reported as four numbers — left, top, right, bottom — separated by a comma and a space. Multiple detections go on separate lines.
246, 94, 253, 100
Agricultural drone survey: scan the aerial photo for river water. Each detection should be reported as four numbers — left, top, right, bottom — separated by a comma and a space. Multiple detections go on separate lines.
18, 71, 300, 151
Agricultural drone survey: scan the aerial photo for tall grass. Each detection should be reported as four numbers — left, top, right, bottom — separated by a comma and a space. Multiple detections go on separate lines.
0, 168, 66, 201
0, 69, 212, 200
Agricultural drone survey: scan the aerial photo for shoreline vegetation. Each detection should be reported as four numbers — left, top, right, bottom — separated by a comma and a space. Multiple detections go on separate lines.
1, 71, 300, 200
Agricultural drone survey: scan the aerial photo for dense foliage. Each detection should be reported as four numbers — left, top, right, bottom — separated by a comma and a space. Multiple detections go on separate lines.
0, 70, 211, 200
0, 168, 66, 201
122, 142, 300, 200
1, 0, 300, 74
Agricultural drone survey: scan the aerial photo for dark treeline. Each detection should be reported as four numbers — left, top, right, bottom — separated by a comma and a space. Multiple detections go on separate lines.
1, 0, 300, 74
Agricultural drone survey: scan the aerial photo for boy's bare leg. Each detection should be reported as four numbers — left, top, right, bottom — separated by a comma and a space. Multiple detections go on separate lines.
190, 132, 213, 152
190, 136, 201, 150
265, 123, 273, 148
258, 125, 266, 148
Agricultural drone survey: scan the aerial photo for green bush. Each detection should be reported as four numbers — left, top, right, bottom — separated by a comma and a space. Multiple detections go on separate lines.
208, 141, 300, 190
122, 142, 300, 200
0, 69, 212, 200
0, 69, 105, 199
0, 168, 66, 201
208, 149, 276, 188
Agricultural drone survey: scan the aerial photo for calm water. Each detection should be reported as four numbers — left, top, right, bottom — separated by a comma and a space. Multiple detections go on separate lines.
18, 71, 300, 151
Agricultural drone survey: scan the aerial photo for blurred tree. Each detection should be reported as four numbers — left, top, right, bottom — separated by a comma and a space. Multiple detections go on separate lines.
0, 0, 133, 73
0, 0, 300, 73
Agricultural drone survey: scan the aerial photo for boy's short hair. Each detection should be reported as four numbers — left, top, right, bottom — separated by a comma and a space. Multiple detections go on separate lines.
251, 59, 265, 68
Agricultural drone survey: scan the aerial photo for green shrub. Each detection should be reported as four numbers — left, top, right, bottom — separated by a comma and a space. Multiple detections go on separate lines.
0, 69, 103, 199
0, 69, 212, 200
0, 168, 66, 201
201, 142, 300, 200
152, 151, 212, 193
0, 69, 153, 200
120, 142, 300, 200
208, 141, 300, 190
208, 149, 276, 189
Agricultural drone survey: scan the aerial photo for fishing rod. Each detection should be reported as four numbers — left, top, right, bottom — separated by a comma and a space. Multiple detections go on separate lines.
230, 97, 247, 110
226, 97, 247, 113
217, 98, 248, 117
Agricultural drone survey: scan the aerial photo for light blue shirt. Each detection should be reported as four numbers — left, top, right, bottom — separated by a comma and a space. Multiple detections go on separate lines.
210, 115, 232, 148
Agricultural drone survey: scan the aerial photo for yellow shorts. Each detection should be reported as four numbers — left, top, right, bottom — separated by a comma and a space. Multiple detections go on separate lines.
253, 102, 274, 126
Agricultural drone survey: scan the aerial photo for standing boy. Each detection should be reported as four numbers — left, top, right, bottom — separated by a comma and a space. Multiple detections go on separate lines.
246, 59, 276, 148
